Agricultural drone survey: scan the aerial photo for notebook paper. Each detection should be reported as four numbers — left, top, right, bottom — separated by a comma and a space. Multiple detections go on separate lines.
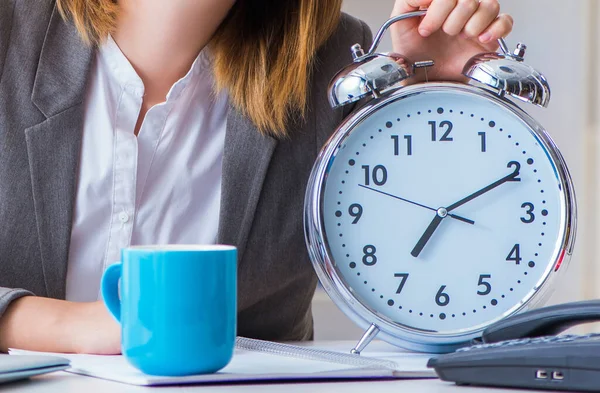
10, 339, 435, 386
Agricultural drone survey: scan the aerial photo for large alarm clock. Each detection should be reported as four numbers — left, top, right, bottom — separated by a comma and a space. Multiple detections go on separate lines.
304, 11, 576, 354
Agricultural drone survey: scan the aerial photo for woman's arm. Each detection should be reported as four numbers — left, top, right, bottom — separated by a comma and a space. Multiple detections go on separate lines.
0, 297, 120, 354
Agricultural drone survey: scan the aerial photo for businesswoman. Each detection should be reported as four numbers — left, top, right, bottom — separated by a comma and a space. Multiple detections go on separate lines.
0, 0, 512, 354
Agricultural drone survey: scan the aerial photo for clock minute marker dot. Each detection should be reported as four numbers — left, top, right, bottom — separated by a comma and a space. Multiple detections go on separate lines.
342, 180, 345, 184
345, 254, 349, 257
397, 118, 401, 122
386, 121, 393, 128
508, 135, 512, 138
541, 233, 545, 236
518, 280, 522, 284
473, 310, 477, 313
437, 108, 444, 114
542, 200, 546, 204
491, 299, 498, 306
370, 136, 374, 139
364, 281, 367, 284
339, 234, 342, 237
371, 288, 375, 292
362, 144, 366, 147
349, 262, 356, 268
335, 211, 342, 217
337, 223, 341, 227
534, 169, 538, 173
523, 151, 527, 155
338, 202, 341, 205
409, 310, 413, 313
524, 272, 528, 275
342, 244, 346, 247
407, 114, 411, 118
462, 312, 466, 316
460, 111, 464, 115
452, 314, 456, 318
489, 121, 496, 128
357, 272, 360, 276
380, 295, 384, 299
539, 243, 542, 246
501, 295, 505, 298
428, 110, 432, 113
483, 306, 487, 309
355, 152, 359, 156
516, 143, 519, 146
541, 209, 548, 216
348, 159, 355, 166
535, 253, 539, 256
449, 110, 453, 113
529, 261, 536, 268
510, 288, 514, 291
430, 314, 434, 318
417, 111, 421, 115
527, 158, 534, 165
339, 191, 342, 195
543, 222, 547, 226
500, 128, 503, 131
387, 300, 395, 306
481, 117, 485, 121
399, 306, 403, 310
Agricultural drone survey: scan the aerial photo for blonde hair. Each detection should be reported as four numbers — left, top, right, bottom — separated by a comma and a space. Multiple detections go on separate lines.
57, 0, 342, 137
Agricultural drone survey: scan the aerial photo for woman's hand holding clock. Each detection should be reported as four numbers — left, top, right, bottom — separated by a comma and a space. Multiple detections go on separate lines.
390, 0, 513, 82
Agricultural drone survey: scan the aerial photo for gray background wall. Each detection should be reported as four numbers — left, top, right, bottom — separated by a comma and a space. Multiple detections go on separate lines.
313, 0, 595, 342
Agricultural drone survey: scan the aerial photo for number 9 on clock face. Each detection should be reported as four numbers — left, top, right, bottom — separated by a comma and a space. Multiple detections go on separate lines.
305, 83, 576, 352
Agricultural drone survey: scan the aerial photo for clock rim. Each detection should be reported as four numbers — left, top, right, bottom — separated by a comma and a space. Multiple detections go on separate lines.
304, 82, 577, 353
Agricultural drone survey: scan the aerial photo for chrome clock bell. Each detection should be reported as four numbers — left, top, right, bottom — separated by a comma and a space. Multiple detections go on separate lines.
305, 11, 576, 354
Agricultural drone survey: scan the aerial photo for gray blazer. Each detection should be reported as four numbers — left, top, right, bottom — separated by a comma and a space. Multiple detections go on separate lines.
0, 1, 372, 341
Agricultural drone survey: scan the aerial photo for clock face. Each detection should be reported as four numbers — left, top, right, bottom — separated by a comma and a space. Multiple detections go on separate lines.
321, 86, 569, 336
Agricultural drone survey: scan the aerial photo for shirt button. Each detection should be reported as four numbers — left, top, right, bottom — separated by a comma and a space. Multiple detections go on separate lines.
118, 212, 130, 223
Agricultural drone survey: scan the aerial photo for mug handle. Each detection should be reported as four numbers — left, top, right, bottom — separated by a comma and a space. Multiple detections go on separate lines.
101, 262, 122, 322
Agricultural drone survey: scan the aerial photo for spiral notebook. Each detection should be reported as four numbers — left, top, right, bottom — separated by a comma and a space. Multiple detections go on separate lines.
10, 338, 435, 386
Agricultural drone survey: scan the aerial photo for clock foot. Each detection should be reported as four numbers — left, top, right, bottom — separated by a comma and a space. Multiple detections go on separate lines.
350, 323, 380, 355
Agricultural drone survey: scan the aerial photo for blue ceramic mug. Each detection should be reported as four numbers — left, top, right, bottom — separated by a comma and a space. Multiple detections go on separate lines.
101, 245, 237, 376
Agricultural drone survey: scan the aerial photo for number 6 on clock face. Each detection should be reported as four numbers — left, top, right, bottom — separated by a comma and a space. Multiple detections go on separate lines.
305, 83, 576, 353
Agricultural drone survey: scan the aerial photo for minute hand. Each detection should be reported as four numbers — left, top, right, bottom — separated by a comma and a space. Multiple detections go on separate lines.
446, 172, 518, 212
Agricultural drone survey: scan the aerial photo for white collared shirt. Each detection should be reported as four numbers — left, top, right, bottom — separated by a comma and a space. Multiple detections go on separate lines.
65, 37, 228, 301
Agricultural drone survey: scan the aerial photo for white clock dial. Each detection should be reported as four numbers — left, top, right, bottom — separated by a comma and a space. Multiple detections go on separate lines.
322, 87, 568, 335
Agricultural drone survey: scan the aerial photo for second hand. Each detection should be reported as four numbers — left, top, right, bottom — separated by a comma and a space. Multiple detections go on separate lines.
358, 184, 474, 225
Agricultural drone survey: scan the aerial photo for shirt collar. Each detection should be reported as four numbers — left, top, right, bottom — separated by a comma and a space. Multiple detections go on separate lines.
98, 35, 212, 102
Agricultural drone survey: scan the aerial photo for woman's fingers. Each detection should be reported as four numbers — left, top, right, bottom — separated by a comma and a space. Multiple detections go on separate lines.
418, 0, 457, 37
442, 0, 480, 36
392, 0, 434, 16
462, 0, 501, 39
478, 13, 514, 44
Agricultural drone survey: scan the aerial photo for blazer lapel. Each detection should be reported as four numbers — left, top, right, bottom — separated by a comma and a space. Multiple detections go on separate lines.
25, 6, 93, 299
217, 108, 278, 263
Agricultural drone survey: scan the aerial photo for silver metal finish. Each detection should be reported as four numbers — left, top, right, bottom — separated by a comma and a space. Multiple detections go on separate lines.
304, 83, 577, 354
350, 324, 381, 355
328, 53, 413, 108
463, 40, 551, 108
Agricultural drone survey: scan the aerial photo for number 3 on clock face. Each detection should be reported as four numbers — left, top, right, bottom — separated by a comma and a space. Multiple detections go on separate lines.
308, 84, 575, 350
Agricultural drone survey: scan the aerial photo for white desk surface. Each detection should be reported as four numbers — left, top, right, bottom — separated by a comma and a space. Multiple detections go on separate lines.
3, 341, 572, 393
